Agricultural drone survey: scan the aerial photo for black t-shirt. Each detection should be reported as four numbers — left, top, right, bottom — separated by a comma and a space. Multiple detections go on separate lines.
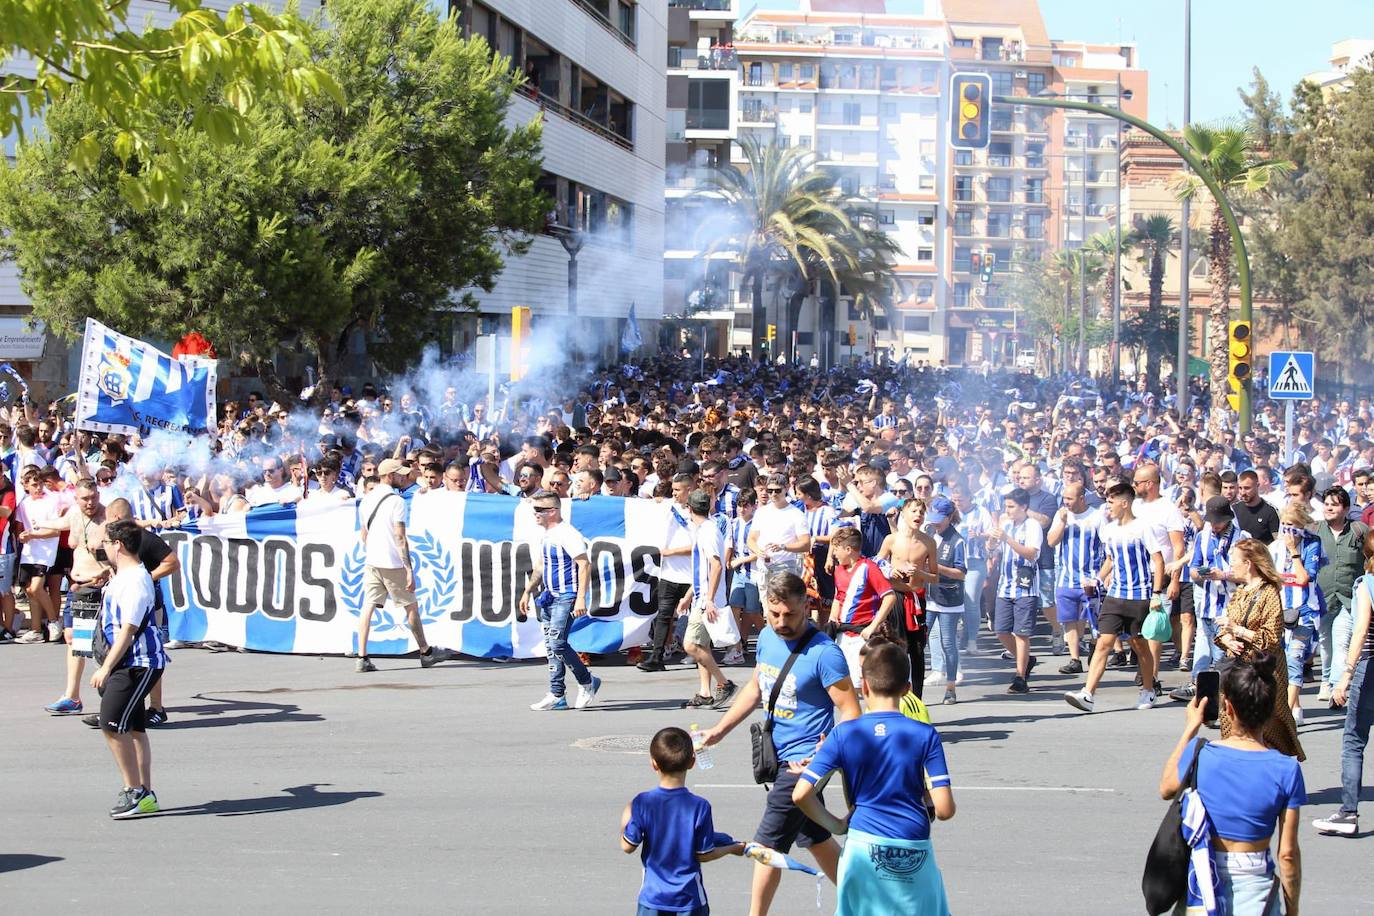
137, 530, 174, 608
1025, 488, 1060, 569
1232, 499, 1280, 545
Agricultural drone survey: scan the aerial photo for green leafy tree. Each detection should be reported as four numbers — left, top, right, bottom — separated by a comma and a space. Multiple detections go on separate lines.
1129, 214, 1178, 390
0, 0, 546, 400
0, 1, 342, 207
1174, 125, 1292, 438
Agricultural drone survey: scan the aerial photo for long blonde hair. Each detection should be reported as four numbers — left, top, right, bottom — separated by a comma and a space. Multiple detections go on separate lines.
1233, 539, 1283, 591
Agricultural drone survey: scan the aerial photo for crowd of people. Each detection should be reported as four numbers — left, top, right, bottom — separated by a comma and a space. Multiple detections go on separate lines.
4, 352, 1373, 913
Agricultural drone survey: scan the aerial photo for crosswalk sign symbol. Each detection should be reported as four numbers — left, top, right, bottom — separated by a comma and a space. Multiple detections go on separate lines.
1267, 351, 1314, 400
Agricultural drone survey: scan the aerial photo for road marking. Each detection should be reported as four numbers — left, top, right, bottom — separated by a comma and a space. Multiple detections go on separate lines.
697, 784, 1115, 793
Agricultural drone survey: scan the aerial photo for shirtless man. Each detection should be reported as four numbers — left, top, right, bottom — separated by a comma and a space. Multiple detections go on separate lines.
880, 498, 939, 697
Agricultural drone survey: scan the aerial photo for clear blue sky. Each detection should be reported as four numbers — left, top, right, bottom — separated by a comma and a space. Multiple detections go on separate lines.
742, 1, 1374, 124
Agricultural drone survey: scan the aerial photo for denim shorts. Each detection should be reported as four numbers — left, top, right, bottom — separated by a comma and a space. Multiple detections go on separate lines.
728, 581, 763, 615
1284, 624, 1314, 682
0, 552, 12, 595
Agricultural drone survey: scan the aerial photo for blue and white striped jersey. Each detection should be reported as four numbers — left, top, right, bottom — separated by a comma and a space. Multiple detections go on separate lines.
692, 520, 728, 610
713, 483, 740, 519
1270, 531, 1327, 626
100, 565, 167, 670
995, 518, 1043, 599
1054, 508, 1105, 589
539, 521, 588, 599
152, 483, 186, 520
1100, 517, 1163, 600
806, 504, 845, 541
1189, 523, 1248, 619
956, 504, 993, 563
727, 515, 756, 586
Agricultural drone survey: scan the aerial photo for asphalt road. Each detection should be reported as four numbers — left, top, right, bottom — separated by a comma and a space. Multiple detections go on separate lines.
2, 634, 1372, 915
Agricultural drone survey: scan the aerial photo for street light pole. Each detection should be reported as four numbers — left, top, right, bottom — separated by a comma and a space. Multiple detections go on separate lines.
1177, 0, 1192, 410
1114, 73, 1123, 385
1078, 148, 1087, 374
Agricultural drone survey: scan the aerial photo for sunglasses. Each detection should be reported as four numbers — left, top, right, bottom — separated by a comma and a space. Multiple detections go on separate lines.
766, 488, 785, 494
97, 476, 114, 484
533, 506, 557, 514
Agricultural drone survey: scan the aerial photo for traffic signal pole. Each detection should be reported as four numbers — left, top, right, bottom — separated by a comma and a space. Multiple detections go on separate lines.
995, 94, 1254, 434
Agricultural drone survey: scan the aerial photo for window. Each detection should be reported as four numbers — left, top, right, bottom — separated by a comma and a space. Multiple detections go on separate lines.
819, 99, 833, 115
954, 211, 973, 235
918, 175, 934, 190
917, 247, 933, 261
917, 212, 934, 226
881, 66, 898, 90
879, 209, 896, 225
1025, 212, 1044, 238
990, 246, 1011, 270
1025, 178, 1044, 203
919, 65, 938, 85
800, 64, 816, 81
799, 135, 812, 148
800, 99, 813, 113
954, 176, 973, 201
982, 38, 1002, 61
905, 314, 932, 332
778, 62, 795, 82
955, 149, 972, 166
919, 139, 935, 157
988, 141, 1012, 167
954, 247, 972, 271
880, 172, 896, 190
991, 71, 1013, 97
953, 38, 973, 48
842, 102, 861, 125
989, 107, 1012, 132
953, 282, 971, 306
1027, 72, 1046, 96
987, 212, 1011, 237
915, 283, 933, 303
1025, 142, 1045, 168
987, 177, 1012, 202
882, 102, 897, 117
777, 97, 792, 112
687, 81, 729, 130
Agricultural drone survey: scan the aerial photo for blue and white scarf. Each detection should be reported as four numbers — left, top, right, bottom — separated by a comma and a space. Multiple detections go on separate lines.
1181, 787, 1221, 916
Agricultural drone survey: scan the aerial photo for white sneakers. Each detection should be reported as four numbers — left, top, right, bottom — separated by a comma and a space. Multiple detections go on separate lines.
575, 676, 602, 710
1064, 690, 1095, 713
529, 693, 565, 711
1137, 690, 1157, 710
924, 672, 947, 687
1292, 705, 1305, 725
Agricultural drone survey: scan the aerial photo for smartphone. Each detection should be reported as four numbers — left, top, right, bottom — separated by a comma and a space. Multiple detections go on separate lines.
1196, 565, 1212, 578
1197, 670, 1220, 722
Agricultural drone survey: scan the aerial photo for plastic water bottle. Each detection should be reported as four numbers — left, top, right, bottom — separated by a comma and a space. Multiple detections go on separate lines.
690, 724, 715, 770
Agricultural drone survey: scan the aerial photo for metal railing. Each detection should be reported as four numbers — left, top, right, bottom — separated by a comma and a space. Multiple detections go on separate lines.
568, 0, 636, 50
528, 91, 634, 151
670, 0, 734, 11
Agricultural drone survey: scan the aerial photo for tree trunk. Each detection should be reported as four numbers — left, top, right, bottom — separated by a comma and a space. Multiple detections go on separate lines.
1206, 207, 1234, 441
819, 281, 837, 371
750, 273, 765, 361
1145, 248, 1164, 392
784, 289, 806, 366
250, 353, 300, 410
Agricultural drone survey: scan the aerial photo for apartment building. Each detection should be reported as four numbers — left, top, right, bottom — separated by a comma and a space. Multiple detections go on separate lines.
1304, 38, 1374, 101
725, 3, 947, 362
451, 1, 666, 361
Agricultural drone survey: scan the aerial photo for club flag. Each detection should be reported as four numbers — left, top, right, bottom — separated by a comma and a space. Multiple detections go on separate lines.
744, 842, 820, 875
621, 303, 643, 353
76, 318, 217, 436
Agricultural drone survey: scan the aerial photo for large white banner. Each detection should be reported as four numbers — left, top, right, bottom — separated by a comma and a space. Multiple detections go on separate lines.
162, 492, 665, 658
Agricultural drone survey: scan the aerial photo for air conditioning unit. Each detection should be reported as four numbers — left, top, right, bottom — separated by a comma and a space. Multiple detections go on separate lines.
1014, 70, 1027, 79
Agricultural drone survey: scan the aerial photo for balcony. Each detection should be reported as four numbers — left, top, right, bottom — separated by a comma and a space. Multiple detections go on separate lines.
669, 45, 739, 70
670, 0, 736, 13
738, 104, 777, 124
666, 166, 726, 191
569, 0, 636, 50
686, 108, 731, 131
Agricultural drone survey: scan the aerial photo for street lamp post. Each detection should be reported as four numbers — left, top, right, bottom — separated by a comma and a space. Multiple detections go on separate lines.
1177, 0, 1193, 410
1000, 90, 1254, 434
1114, 73, 1123, 385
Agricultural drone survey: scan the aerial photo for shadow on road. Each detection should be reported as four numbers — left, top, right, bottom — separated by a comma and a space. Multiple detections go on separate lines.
1304, 785, 1374, 808
0, 854, 63, 874
159, 784, 383, 818
159, 695, 324, 729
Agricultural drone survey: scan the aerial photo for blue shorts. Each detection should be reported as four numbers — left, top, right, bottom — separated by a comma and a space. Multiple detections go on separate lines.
1054, 586, 1093, 624
729, 581, 763, 615
993, 595, 1037, 636
1285, 624, 1314, 682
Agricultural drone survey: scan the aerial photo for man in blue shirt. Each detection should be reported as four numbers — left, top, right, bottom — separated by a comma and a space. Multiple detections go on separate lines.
702, 571, 860, 916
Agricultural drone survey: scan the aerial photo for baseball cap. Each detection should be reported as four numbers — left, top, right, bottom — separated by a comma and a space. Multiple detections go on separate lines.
603, 466, 624, 483
1203, 496, 1234, 524
376, 458, 410, 477
687, 489, 712, 515
926, 497, 955, 524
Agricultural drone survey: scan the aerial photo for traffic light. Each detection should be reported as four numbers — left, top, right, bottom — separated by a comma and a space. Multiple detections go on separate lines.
950, 73, 991, 150
981, 252, 996, 284
766, 324, 776, 344
848, 324, 857, 346
1226, 320, 1251, 412
970, 252, 982, 275
510, 306, 531, 381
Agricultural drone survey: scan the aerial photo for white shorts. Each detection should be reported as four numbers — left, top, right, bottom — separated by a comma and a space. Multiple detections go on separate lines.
837, 632, 866, 688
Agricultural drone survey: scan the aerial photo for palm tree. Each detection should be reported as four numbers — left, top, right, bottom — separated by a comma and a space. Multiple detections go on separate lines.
1174, 125, 1293, 437
699, 136, 856, 360
1132, 214, 1177, 391
1085, 228, 1133, 376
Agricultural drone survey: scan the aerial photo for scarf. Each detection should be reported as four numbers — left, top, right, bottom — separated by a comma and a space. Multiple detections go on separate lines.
1181, 786, 1221, 916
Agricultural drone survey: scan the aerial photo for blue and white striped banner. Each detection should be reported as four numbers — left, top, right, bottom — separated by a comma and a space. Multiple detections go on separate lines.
161, 492, 664, 659
76, 318, 216, 436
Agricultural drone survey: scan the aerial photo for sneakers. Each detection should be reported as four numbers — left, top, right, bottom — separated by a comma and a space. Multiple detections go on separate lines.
0, 628, 15, 643
164, 639, 187, 650
1137, 690, 1157, 710
943, 687, 957, 705
712, 679, 738, 709
16, 630, 44, 644
1107, 650, 1130, 669
419, 646, 454, 668
146, 708, 168, 727
1317, 684, 1332, 704
1026, 656, 1039, 675
999, 649, 1014, 661
924, 672, 947, 688
1058, 659, 1083, 675
82, 714, 101, 729
110, 787, 158, 819
1007, 676, 1029, 694
574, 676, 602, 710
721, 648, 747, 666
955, 670, 965, 686
636, 658, 667, 672
47, 621, 62, 642
682, 693, 714, 708
1050, 634, 1066, 656
1170, 684, 1196, 703
1064, 690, 1095, 712
1178, 655, 1193, 671
356, 656, 376, 673
529, 693, 568, 711
1312, 811, 1359, 836
44, 697, 82, 715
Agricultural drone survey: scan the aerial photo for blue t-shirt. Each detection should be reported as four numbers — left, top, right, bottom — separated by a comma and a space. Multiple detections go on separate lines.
623, 787, 716, 912
1177, 739, 1307, 842
756, 626, 851, 763
801, 711, 949, 841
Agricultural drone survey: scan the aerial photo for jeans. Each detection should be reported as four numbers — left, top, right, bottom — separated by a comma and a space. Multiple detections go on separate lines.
1341, 657, 1374, 815
540, 595, 591, 698
1327, 607, 1354, 689
926, 608, 962, 680
1284, 624, 1314, 684
1191, 616, 1224, 681
961, 567, 985, 650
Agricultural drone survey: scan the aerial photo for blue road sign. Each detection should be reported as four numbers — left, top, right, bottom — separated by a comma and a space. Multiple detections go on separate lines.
1268, 351, 1314, 400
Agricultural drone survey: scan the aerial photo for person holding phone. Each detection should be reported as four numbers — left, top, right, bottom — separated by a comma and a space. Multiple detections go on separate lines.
1171, 497, 1251, 706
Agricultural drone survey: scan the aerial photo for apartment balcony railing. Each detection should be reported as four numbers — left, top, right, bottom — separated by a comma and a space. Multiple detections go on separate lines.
669, 0, 734, 11
568, 0, 636, 49
738, 105, 777, 123
529, 91, 633, 150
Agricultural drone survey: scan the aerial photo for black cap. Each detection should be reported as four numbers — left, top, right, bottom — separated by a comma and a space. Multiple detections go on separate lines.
603, 466, 623, 482
1204, 496, 1234, 524
687, 488, 712, 515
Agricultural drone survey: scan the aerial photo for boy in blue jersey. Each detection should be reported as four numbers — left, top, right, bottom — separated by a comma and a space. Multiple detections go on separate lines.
90, 519, 168, 819
1064, 483, 1165, 713
793, 640, 956, 916
621, 726, 745, 915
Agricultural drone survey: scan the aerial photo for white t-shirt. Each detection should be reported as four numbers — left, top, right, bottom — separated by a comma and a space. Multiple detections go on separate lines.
1132, 495, 1186, 564
17, 491, 61, 566
358, 486, 406, 569
692, 519, 728, 610
247, 480, 301, 506
752, 502, 809, 573
660, 502, 694, 585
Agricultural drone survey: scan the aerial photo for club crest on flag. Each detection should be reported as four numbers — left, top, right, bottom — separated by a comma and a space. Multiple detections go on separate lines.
339, 531, 458, 637
97, 349, 133, 404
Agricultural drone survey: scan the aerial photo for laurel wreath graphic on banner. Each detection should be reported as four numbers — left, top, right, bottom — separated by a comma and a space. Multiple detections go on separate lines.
340, 532, 457, 638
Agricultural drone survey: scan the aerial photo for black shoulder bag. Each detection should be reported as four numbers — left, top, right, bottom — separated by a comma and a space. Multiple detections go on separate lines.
1142, 738, 1208, 915
92, 595, 152, 669
750, 628, 819, 785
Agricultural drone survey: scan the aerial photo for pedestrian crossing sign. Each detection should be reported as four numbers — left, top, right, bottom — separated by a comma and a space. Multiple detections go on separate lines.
1267, 351, 1314, 400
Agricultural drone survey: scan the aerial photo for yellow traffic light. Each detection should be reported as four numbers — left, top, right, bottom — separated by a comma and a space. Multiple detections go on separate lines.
511, 306, 531, 381
848, 324, 858, 346
1226, 320, 1251, 412
766, 324, 776, 343
950, 73, 991, 150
